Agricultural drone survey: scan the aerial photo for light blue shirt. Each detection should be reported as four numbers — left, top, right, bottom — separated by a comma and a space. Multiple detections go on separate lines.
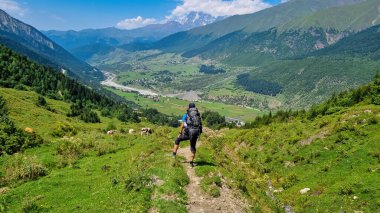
181, 113, 188, 128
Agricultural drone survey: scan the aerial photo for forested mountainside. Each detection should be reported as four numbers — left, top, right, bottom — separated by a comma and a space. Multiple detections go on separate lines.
0, 9, 103, 82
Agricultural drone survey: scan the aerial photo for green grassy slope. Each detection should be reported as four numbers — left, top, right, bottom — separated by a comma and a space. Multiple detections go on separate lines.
251, 57, 380, 108
154, 0, 365, 53
0, 88, 188, 212
312, 24, 380, 59
195, 77, 380, 211
280, 0, 380, 31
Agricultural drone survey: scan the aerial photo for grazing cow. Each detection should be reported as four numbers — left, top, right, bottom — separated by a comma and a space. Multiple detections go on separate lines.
107, 130, 117, 135
140, 128, 152, 136
24, 127, 34, 133
129, 129, 136, 134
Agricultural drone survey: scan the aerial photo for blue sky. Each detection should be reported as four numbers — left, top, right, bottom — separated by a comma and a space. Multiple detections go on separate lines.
0, 0, 283, 31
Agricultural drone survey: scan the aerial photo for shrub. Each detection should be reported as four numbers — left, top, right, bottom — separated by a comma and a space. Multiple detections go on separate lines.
96, 142, 117, 156
36, 96, 47, 107
0, 95, 7, 115
0, 116, 44, 155
21, 196, 46, 213
56, 140, 83, 167
2, 154, 48, 183
125, 173, 153, 192
79, 109, 101, 123
367, 116, 378, 125
202, 111, 226, 129
51, 122, 77, 138
281, 174, 298, 189
67, 102, 101, 123
338, 184, 354, 195
201, 176, 222, 198
106, 121, 117, 131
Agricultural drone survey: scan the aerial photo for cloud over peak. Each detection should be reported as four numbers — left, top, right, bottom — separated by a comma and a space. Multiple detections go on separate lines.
116, 16, 157, 30
116, 0, 273, 30
170, 0, 271, 18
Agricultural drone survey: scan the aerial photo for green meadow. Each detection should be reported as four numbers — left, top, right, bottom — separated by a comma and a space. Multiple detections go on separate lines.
0, 88, 189, 212
106, 88, 264, 122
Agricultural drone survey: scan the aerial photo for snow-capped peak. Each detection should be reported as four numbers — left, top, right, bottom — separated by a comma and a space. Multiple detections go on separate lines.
172, 12, 225, 28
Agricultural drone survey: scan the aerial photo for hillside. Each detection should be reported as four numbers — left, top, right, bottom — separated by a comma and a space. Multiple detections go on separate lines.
153, 0, 366, 53
279, 0, 380, 31
0, 87, 189, 212
0, 9, 103, 82
312, 24, 380, 59
195, 75, 380, 211
181, 0, 380, 64
0, 43, 192, 211
1, 75, 379, 212
87, 0, 380, 111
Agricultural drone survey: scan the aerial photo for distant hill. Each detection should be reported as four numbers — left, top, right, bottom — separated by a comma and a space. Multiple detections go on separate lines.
153, 0, 367, 54
239, 24, 380, 108
175, 0, 380, 66
43, 12, 223, 60
312, 24, 380, 59
0, 9, 103, 82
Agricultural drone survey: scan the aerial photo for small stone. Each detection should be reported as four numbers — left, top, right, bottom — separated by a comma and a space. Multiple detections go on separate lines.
300, 188, 310, 194
274, 188, 284, 193
353, 196, 359, 200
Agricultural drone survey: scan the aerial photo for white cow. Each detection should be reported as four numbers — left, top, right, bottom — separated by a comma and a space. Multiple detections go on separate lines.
107, 130, 117, 135
140, 128, 152, 136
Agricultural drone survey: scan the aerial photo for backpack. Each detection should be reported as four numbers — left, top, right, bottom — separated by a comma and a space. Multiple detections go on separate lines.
186, 108, 201, 128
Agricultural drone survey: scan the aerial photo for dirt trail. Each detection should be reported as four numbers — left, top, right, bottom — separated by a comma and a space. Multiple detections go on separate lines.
177, 142, 247, 213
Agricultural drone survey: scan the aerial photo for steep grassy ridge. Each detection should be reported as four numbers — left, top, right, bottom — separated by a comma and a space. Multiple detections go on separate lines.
195, 77, 380, 211
0, 88, 188, 212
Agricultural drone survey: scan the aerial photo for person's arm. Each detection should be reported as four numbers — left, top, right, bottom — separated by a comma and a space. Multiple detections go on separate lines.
179, 113, 187, 135
179, 122, 185, 135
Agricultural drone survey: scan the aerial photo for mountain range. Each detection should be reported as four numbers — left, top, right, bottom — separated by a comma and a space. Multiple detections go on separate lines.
2, 0, 380, 109
0, 9, 103, 82
154, 0, 380, 64
43, 12, 223, 52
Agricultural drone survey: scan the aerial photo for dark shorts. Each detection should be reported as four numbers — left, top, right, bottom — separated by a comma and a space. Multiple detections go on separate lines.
175, 128, 200, 153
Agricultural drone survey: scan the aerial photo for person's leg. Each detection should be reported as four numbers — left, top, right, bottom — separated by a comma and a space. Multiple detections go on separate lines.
172, 130, 189, 156
189, 130, 200, 166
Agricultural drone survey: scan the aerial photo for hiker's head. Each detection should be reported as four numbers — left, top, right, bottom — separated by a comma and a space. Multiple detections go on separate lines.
188, 103, 196, 109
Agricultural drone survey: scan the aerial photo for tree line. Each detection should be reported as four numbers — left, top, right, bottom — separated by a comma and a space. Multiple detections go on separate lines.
199, 65, 226, 75
245, 74, 380, 128
236, 73, 282, 96
0, 45, 179, 126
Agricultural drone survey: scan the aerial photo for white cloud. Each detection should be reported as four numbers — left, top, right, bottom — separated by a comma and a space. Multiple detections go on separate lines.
169, 0, 271, 19
116, 16, 157, 30
0, 0, 25, 16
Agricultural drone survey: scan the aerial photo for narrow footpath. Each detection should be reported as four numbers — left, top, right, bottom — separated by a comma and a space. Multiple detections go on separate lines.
177, 141, 247, 213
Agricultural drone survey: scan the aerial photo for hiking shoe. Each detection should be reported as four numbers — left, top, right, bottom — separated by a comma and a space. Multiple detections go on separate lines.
171, 152, 177, 158
189, 161, 195, 168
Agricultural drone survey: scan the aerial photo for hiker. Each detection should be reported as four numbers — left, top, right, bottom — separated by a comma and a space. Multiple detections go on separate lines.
172, 103, 203, 167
